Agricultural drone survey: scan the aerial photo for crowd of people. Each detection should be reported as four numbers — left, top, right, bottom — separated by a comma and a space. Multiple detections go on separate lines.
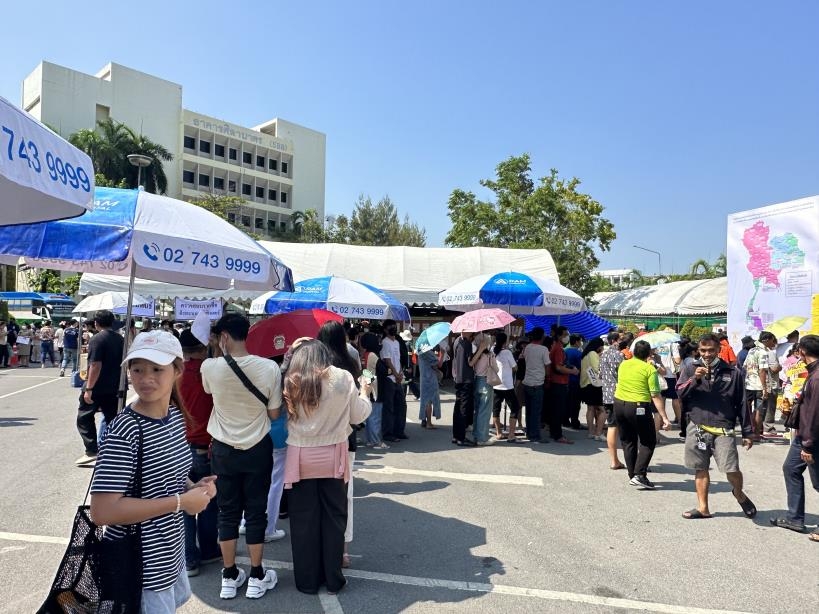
11, 307, 816, 612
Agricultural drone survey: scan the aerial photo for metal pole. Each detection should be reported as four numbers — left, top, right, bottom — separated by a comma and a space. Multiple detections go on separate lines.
633, 245, 662, 277
117, 259, 138, 411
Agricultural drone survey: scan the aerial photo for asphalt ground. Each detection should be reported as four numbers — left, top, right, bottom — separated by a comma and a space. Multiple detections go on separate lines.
0, 366, 818, 613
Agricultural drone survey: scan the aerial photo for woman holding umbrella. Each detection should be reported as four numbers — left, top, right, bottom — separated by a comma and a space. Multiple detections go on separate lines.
417, 344, 443, 429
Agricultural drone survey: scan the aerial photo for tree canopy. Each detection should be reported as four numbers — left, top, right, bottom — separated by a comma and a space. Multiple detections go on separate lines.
445, 154, 615, 300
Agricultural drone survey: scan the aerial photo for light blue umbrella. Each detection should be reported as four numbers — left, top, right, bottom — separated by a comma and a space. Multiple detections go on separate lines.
416, 322, 451, 353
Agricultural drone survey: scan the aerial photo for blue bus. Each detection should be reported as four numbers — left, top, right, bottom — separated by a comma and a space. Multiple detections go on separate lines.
0, 291, 77, 323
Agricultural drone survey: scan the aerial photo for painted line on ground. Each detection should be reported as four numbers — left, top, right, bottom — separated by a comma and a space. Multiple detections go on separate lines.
0, 377, 62, 399
0, 375, 61, 379
0, 539, 754, 614
318, 591, 345, 614
356, 465, 543, 486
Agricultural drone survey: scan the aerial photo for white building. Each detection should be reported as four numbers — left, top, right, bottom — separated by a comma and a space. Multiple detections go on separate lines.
20, 61, 325, 237
594, 268, 640, 288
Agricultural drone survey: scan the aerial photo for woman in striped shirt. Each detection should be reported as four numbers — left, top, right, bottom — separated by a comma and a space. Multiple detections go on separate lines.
90, 331, 216, 613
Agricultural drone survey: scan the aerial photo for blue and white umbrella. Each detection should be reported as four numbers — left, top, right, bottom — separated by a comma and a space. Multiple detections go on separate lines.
0, 186, 293, 292
438, 272, 586, 315
250, 275, 410, 321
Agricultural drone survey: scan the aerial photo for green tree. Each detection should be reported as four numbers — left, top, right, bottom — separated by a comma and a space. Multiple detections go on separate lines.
300, 209, 327, 243
187, 194, 261, 240
445, 154, 615, 300
69, 119, 173, 194
25, 269, 63, 293
348, 195, 426, 247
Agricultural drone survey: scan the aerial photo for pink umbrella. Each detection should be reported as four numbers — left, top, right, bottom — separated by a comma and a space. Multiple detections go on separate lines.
450, 308, 516, 332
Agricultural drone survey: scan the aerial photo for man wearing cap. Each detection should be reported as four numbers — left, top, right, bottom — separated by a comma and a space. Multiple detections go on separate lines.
74, 310, 124, 466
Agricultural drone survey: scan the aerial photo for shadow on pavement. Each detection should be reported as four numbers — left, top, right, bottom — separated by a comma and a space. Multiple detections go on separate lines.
0, 416, 37, 427
354, 477, 449, 497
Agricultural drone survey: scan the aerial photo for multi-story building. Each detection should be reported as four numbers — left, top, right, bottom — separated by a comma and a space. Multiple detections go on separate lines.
20, 61, 325, 237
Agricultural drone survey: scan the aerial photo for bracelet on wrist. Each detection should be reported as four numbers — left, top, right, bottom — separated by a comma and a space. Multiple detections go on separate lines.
174, 493, 181, 514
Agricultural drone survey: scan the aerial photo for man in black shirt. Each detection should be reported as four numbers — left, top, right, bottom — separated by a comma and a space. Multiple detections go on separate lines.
75, 310, 124, 466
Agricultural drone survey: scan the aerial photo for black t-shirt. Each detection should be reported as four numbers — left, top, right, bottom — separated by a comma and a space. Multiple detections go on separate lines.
88, 329, 124, 394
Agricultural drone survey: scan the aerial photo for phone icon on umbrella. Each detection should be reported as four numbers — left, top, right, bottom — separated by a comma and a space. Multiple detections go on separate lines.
143, 243, 159, 261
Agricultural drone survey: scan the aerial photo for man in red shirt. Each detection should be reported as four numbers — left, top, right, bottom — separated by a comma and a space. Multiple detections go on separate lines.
179, 330, 221, 577
547, 326, 579, 444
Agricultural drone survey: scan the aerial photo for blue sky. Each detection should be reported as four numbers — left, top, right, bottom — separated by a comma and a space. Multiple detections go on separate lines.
2, 1, 817, 276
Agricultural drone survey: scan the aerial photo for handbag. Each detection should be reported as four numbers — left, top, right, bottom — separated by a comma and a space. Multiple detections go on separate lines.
39, 415, 144, 613
224, 354, 269, 407
486, 353, 503, 387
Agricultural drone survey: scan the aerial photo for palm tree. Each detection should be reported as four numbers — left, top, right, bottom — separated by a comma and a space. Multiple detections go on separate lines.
290, 210, 305, 236
712, 254, 727, 277
128, 132, 173, 194
690, 259, 712, 278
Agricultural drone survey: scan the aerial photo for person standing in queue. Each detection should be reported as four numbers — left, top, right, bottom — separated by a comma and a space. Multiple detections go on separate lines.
452, 330, 477, 446
379, 320, 404, 443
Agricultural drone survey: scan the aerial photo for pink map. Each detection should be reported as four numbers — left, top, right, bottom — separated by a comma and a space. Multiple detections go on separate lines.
743, 220, 780, 287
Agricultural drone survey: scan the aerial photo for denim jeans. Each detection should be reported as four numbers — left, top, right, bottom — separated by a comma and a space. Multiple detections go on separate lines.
473, 376, 494, 443
40, 340, 56, 366
183, 447, 219, 566
60, 347, 78, 372
266, 448, 287, 535
782, 435, 819, 524
140, 568, 191, 613
523, 385, 544, 441
365, 402, 383, 444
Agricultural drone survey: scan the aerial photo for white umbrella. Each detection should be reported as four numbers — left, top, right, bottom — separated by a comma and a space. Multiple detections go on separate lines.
0, 95, 95, 225
73, 291, 152, 314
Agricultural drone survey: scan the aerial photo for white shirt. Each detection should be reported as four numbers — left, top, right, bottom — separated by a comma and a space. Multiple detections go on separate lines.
202, 355, 282, 450
493, 348, 517, 390
380, 337, 401, 382
522, 343, 551, 386
656, 342, 680, 377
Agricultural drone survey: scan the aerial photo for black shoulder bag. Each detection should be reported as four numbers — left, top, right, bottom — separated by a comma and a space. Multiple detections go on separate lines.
38, 414, 144, 613
784, 369, 816, 430
224, 354, 269, 407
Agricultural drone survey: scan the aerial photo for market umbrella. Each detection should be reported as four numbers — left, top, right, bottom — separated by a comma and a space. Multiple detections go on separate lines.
0, 95, 96, 225
450, 308, 516, 333
416, 322, 452, 353
764, 316, 807, 340
250, 275, 410, 321
630, 330, 681, 350
72, 291, 152, 314
524, 311, 615, 340
438, 271, 586, 315
246, 309, 343, 358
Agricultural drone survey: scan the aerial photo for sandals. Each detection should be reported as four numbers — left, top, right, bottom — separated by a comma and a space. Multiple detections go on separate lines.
609, 463, 626, 470
682, 509, 713, 519
809, 533, 819, 543
555, 437, 574, 445
734, 491, 757, 519
769, 516, 807, 533
342, 554, 351, 568
506, 437, 524, 444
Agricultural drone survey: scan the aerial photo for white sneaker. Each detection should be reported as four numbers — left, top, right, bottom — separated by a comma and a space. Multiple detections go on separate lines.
246, 569, 278, 599
220, 568, 247, 599
74, 454, 97, 466
264, 529, 286, 542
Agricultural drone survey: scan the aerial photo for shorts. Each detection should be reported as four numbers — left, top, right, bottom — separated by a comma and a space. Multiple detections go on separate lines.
683, 422, 740, 474
141, 568, 191, 613
604, 403, 616, 426
580, 385, 603, 406
661, 378, 678, 399
492, 388, 521, 419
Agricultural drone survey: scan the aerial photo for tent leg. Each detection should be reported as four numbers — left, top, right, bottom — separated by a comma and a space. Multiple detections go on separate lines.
117, 261, 137, 412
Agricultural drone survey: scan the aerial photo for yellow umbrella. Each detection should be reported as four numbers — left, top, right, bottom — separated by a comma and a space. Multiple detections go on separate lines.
764, 316, 807, 340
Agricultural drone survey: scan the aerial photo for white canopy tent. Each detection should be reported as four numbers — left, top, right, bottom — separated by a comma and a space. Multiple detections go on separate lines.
593, 277, 727, 316
82, 243, 560, 305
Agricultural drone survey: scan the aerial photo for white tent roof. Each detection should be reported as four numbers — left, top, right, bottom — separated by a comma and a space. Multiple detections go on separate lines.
80, 243, 559, 304
256, 242, 559, 305
593, 277, 727, 316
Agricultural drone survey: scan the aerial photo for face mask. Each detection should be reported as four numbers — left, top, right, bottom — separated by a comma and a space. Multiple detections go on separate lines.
561, 335, 570, 344
387, 327, 397, 337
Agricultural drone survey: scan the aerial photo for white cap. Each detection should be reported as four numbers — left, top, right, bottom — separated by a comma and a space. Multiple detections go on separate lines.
122, 330, 183, 366
399, 329, 413, 341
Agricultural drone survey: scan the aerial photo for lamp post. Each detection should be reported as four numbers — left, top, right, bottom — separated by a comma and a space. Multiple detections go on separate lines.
633, 245, 662, 277
127, 154, 153, 189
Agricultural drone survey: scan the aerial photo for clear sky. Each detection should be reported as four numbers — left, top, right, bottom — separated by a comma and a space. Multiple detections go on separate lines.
2, 1, 817, 276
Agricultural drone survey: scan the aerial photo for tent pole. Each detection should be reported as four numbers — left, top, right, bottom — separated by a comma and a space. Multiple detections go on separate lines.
117, 260, 138, 412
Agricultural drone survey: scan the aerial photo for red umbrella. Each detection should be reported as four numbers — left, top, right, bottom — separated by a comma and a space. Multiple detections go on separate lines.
247, 308, 343, 358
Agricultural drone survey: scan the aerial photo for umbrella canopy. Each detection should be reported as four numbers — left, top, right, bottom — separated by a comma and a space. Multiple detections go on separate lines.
450, 309, 516, 333
523, 311, 615, 340
764, 316, 807, 340
247, 309, 343, 358
0, 187, 293, 292
73, 291, 151, 314
416, 322, 452, 353
438, 272, 586, 315
250, 275, 410, 321
0, 96, 95, 226
631, 330, 681, 350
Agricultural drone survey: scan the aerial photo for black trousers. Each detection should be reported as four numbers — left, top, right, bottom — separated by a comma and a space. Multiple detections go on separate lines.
452, 382, 475, 442
76, 390, 118, 455
546, 383, 568, 440
211, 436, 272, 544
289, 477, 347, 594
379, 378, 397, 439
392, 383, 408, 437
0, 343, 8, 367
614, 399, 657, 478
566, 382, 582, 426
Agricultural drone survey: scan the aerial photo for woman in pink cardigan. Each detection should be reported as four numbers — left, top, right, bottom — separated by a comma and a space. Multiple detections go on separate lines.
283, 340, 372, 595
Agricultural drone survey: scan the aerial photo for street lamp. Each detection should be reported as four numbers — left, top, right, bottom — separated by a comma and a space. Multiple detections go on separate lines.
127, 154, 153, 189
633, 245, 662, 277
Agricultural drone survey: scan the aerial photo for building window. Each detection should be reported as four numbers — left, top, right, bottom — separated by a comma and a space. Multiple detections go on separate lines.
183, 136, 195, 150
241, 215, 251, 227
242, 152, 252, 164
280, 192, 287, 204
269, 159, 277, 171
281, 161, 288, 174
199, 140, 211, 154
242, 183, 251, 196
268, 189, 277, 201
256, 155, 265, 168
280, 221, 287, 231
255, 217, 264, 229
227, 212, 236, 223
255, 186, 264, 198
214, 144, 225, 157
229, 148, 238, 160
228, 180, 236, 193
267, 220, 276, 233
214, 177, 225, 190
198, 173, 210, 187
182, 170, 195, 184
